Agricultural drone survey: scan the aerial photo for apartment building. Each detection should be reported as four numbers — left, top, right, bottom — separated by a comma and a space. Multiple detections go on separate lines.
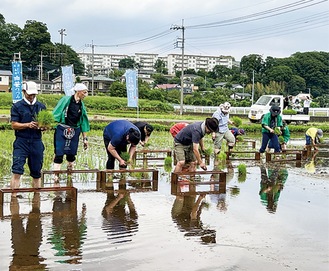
133, 53, 158, 74
79, 53, 129, 76
78, 52, 237, 76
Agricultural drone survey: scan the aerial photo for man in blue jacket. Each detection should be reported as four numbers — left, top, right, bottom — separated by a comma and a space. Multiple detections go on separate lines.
10, 81, 46, 191
103, 120, 141, 169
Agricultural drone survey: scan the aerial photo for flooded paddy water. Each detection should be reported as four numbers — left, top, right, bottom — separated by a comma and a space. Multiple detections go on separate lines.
0, 131, 328, 271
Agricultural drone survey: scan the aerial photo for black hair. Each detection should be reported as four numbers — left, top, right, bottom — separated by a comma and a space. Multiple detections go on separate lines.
128, 128, 141, 145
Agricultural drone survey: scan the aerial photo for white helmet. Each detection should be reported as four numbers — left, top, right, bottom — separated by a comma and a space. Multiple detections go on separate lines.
220, 102, 231, 113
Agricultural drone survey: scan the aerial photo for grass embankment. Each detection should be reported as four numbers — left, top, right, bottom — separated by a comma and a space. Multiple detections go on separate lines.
0, 92, 328, 133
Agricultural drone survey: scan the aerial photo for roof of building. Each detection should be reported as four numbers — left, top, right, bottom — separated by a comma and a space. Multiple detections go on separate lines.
0, 70, 12, 76
155, 84, 180, 90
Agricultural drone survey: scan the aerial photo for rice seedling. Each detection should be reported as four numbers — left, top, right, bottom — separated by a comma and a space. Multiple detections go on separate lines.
237, 163, 247, 175
203, 148, 212, 156
231, 116, 242, 127
274, 127, 281, 135
278, 136, 285, 144
35, 110, 55, 129
164, 156, 173, 167
217, 152, 227, 162
120, 152, 130, 162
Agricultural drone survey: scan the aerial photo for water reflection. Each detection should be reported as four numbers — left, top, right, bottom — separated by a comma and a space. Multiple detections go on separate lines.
48, 193, 87, 264
102, 188, 139, 243
9, 193, 46, 270
171, 182, 216, 244
259, 165, 288, 213
209, 161, 234, 212
304, 150, 319, 174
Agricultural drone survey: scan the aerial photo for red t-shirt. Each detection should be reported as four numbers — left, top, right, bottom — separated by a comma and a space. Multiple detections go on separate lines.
170, 122, 189, 137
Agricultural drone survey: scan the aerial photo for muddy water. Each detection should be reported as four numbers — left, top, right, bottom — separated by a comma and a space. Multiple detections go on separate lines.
0, 141, 328, 271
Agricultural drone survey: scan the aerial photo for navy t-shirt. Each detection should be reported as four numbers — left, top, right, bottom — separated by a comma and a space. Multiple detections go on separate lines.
103, 120, 140, 147
174, 121, 204, 145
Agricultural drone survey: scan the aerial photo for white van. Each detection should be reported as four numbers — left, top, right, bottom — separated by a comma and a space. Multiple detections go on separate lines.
248, 94, 310, 124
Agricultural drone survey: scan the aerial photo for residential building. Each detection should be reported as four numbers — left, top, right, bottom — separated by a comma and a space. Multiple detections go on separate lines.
78, 52, 238, 77
133, 53, 158, 74
0, 70, 12, 91
79, 53, 129, 76
52, 75, 115, 94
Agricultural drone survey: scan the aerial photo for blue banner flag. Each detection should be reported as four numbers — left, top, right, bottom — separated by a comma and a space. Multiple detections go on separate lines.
62, 65, 74, 96
11, 61, 23, 103
125, 69, 138, 107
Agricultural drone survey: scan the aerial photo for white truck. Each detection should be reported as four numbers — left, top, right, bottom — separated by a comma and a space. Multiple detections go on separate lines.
248, 94, 310, 124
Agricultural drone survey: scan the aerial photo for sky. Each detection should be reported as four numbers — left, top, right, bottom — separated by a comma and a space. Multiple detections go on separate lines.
1, 0, 328, 61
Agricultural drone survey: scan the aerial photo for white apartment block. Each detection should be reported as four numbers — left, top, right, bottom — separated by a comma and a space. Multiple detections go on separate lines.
167, 54, 234, 75
78, 52, 236, 76
79, 53, 129, 75
133, 53, 158, 74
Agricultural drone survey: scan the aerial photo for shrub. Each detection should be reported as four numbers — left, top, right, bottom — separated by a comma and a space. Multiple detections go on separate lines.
283, 109, 297, 115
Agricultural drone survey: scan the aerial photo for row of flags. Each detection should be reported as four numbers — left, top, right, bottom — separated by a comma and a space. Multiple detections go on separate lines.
11, 61, 139, 108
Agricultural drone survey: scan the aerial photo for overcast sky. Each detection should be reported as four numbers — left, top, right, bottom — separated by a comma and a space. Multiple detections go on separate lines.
1, 0, 328, 61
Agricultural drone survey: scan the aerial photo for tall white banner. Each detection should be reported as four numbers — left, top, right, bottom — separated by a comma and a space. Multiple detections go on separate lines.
125, 69, 138, 107
61, 65, 74, 96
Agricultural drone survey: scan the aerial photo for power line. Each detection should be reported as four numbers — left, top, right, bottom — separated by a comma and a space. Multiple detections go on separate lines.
187, 11, 328, 47
186, 0, 327, 29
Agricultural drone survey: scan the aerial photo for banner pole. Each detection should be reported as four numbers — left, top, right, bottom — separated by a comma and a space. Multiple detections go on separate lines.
137, 106, 139, 121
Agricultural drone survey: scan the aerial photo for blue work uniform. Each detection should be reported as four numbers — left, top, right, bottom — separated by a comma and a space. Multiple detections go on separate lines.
11, 99, 46, 178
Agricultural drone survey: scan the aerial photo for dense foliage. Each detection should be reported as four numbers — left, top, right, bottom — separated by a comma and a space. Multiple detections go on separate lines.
0, 15, 84, 80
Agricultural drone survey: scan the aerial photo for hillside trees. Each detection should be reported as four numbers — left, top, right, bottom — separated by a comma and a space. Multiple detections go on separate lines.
0, 15, 84, 80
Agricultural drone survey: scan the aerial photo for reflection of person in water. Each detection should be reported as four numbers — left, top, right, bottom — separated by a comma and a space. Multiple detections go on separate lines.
9, 193, 46, 270
259, 165, 288, 213
304, 150, 319, 174
171, 183, 216, 243
209, 162, 234, 212
102, 189, 138, 243
49, 194, 87, 264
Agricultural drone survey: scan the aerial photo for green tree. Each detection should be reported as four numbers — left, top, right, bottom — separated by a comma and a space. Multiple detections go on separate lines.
152, 73, 168, 85
240, 54, 264, 82
212, 65, 232, 80
119, 58, 136, 69
19, 20, 52, 78
52, 43, 85, 76
109, 69, 125, 80
285, 75, 306, 96
266, 65, 293, 85
154, 59, 167, 74
109, 81, 126, 97
0, 22, 22, 70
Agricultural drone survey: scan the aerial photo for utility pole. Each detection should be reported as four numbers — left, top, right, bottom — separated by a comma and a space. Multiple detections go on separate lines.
85, 41, 95, 96
39, 51, 48, 94
171, 20, 185, 115
251, 70, 255, 104
58, 28, 66, 93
